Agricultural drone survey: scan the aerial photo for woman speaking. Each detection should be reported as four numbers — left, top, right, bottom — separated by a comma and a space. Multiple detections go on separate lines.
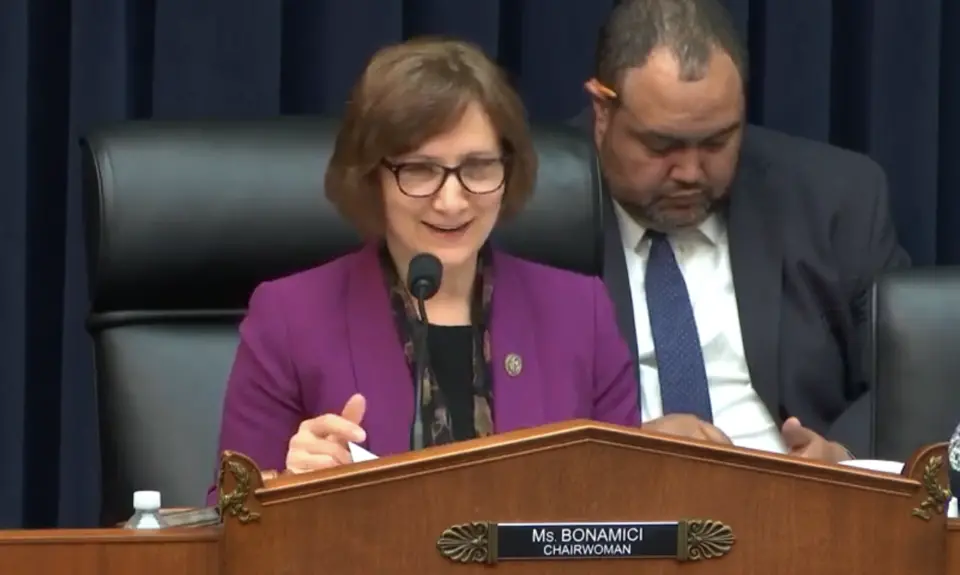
208, 38, 638, 502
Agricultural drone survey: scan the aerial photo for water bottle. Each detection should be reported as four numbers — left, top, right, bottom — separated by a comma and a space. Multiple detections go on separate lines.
123, 490, 169, 529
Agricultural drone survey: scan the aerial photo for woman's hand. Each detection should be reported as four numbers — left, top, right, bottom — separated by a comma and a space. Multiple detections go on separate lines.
285, 394, 367, 473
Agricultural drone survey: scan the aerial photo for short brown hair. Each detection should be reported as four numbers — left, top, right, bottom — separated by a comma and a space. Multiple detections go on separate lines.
325, 37, 537, 237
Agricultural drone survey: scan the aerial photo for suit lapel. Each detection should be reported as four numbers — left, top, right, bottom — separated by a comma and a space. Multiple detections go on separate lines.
727, 151, 784, 422
345, 244, 413, 456
488, 253, 545, 432
601, 190, 640, 366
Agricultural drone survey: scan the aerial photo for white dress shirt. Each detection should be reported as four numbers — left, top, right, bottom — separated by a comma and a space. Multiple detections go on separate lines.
613, 201, 787, 454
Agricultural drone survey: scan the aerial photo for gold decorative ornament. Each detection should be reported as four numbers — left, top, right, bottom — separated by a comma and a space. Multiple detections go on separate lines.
679, 519, 736, 561
217, 458, 261, 524
436, 521, 494, 564
911, 454, 951, 521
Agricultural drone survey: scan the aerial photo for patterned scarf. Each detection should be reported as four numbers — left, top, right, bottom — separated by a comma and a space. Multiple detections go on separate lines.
378, 244, 495, 447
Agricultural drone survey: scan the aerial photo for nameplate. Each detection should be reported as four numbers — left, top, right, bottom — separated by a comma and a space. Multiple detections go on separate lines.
436, 519, 734, 564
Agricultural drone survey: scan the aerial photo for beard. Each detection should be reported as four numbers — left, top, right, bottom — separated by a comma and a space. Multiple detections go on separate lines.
597, 131, 733, 232
614, 186, 727, 233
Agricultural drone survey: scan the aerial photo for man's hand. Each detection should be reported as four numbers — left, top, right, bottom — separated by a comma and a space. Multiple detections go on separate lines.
643, 414, 733, 445
781, 417, 849, 463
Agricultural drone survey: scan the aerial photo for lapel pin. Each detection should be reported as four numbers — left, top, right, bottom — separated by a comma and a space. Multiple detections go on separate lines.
504, 353, 523, 377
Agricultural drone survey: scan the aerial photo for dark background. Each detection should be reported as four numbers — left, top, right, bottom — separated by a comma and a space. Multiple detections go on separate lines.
0, 0, 954, 528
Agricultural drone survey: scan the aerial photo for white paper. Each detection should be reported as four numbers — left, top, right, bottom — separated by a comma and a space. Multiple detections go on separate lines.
839, 459, 905, 474
348, 442, 379, 462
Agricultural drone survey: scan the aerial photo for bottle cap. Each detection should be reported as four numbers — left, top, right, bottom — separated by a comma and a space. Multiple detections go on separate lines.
132, 490, 162, 511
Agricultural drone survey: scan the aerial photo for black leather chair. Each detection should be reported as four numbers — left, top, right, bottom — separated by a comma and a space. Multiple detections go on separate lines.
81, 117, 603, 526
871, 268, 960, 461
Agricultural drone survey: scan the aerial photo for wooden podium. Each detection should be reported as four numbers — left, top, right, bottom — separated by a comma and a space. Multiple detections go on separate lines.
1, 420, 957, 574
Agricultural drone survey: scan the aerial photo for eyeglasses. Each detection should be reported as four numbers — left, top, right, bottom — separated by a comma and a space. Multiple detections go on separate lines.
381, 158, 507, 198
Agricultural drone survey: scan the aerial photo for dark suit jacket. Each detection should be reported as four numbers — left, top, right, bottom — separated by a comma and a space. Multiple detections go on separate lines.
572, 109, 910, 457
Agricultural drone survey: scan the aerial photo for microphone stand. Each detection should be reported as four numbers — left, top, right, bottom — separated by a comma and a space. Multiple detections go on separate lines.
406, 252, 441, 452
410, 292, 429, 451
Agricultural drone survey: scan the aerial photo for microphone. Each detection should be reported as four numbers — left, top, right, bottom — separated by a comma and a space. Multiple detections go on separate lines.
949, 424, 960, 504
406, 253, 443, 451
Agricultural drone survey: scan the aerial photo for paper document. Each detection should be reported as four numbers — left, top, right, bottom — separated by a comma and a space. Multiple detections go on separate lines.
348, 442, 379, 462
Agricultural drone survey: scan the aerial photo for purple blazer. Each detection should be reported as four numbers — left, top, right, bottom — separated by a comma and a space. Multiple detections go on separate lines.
207, 243, 639, 503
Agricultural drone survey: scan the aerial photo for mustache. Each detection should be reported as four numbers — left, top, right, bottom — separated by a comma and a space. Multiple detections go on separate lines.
649, 189, 730, 212
663, 183, 710, 194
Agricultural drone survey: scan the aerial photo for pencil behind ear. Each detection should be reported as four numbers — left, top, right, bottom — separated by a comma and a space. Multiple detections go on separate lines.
584, 78, 617, 101
584, 79, 616, 148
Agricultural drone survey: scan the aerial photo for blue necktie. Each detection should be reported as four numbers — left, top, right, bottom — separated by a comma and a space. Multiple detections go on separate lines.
644, 231, 713, 422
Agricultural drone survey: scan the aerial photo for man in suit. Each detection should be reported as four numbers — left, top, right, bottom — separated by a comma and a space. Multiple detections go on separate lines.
576, 0, 910, 461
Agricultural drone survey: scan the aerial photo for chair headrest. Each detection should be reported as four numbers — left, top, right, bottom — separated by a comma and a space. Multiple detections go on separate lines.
81, 118, 601, 313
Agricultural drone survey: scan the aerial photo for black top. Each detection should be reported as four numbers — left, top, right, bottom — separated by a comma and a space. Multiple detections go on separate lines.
426, 324, 477, 442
